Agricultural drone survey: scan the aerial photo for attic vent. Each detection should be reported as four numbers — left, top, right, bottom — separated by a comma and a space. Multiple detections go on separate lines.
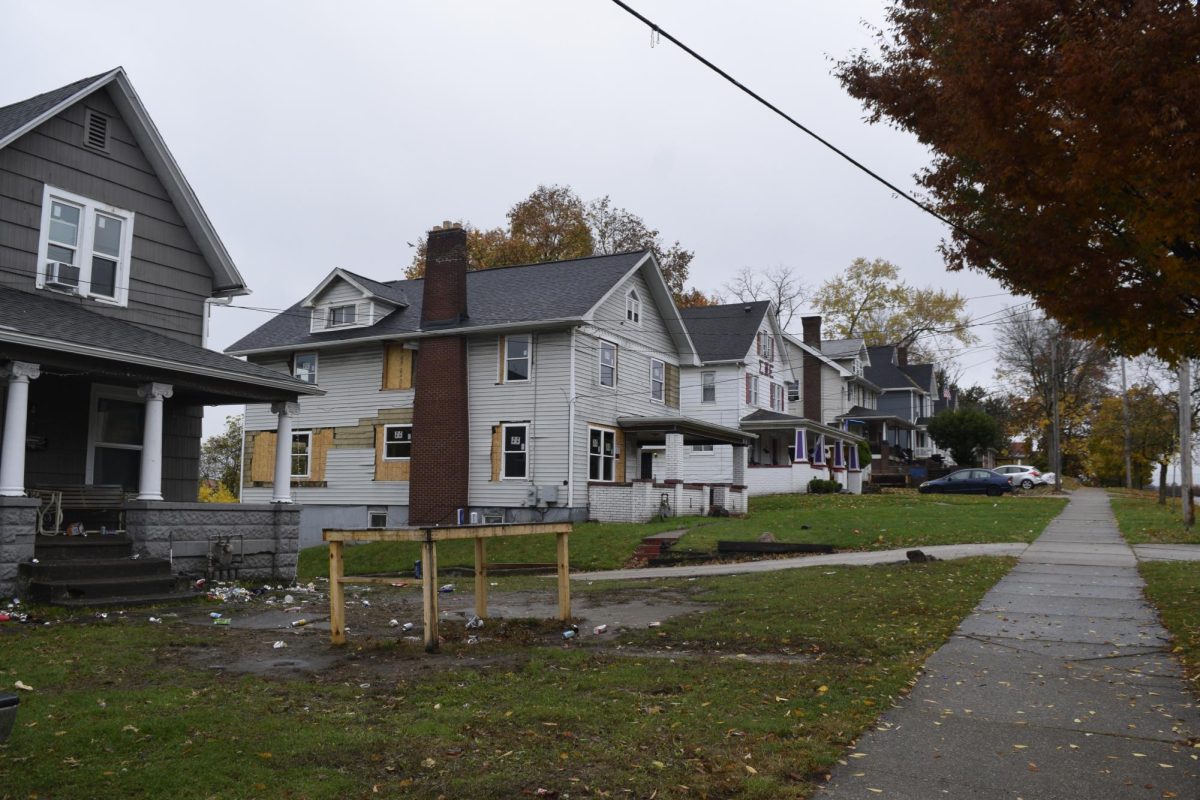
83, 109, 109, 151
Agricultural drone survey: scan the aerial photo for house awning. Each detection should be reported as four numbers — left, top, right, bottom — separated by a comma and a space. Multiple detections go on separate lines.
616, 415, 756, 447
739, 410, 865, 442
0, 286, 320, 404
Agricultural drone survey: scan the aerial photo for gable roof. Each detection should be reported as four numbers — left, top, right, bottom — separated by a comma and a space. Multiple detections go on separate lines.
821, 337, 867, 361
782, 333, 850, 376
227, 251, 679, 355
678, 301, 772, 363
0, 286, 317, 395
901, 363, 935, 392
0, 69, 247, 297
865, 345, 923, 391
300, 267, 410, 309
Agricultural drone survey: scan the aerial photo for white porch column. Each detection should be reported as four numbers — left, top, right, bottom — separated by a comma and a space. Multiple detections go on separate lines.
731, 444, 747, 486
664, 432, 684, 483
0, 362, 40, 497
271, 402, 301, 503
136, 382, 173, 501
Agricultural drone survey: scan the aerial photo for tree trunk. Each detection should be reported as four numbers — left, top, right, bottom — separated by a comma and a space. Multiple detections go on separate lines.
1158, 462, 1168, 505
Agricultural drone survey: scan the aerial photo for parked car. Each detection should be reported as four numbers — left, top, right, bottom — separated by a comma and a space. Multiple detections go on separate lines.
994, 464, 1055, 489
918, 469, 1014, 496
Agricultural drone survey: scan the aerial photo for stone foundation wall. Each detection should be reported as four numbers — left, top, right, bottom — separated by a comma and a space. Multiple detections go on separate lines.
0, 498, 38, 597
124, 502, 301, 582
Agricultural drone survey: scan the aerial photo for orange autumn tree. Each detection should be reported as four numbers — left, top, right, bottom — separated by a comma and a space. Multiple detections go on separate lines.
836, 1, 1200, 362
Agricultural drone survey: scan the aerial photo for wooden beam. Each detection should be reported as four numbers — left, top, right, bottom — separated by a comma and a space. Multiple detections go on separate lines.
323, 522, 572, 543
556, 531, 571, 620
474, 537, 488, 619
328, 541, 346, 645
421, 541, 439, 653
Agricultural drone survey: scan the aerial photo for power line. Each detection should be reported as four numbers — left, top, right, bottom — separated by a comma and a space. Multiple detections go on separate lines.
606, 0, 984, 246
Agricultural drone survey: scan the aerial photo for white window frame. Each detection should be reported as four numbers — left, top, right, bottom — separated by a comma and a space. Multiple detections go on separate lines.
367, 508, 388, 529
692, 444, 714, 454
382, 424, 412, 461
85, 384, 144, 485
327, 304, 357, 327
293, 352, 318, 385
598, 339, 618, 388
36, 185, 135, 307
701, 371, 716, 403
650, 358, 665, 403
500, 422, 529, 480
626, 290, 641, 324
588, 426, 618, 482
503, 334, 532, 383
290, 430, 312, 478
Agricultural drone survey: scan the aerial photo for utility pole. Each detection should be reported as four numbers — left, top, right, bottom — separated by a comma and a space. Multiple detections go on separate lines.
1049, 327, 1062, 493
1120, 356, 1133, 489
1180, 359, 1194, 527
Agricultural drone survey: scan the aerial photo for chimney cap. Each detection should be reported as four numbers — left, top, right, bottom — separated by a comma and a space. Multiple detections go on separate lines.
430, 220, 464, 232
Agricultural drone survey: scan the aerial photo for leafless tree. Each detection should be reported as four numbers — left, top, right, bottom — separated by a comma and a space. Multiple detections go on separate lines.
720, 266, 807, 331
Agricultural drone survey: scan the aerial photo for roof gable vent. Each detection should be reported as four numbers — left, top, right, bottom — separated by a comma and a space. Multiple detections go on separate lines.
83, 108, 109, 151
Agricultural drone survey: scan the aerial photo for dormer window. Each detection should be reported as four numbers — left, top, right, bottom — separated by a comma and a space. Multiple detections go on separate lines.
36, 185, 133, 306
626, 290, 641, 324
328, 304, 357, 327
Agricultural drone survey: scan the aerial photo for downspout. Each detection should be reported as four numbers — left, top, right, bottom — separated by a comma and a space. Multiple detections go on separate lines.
567, 327, 577, 509
202, 296, 233, 349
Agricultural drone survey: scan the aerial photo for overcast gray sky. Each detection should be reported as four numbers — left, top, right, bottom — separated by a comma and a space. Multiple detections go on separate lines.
2, 0, 1024, 436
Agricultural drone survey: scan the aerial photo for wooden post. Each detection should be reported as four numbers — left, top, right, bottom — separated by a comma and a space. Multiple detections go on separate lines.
556, 531, 571, 620
421, 539, 439, 653
474, 537, 488, 618
328, 540, 346, 645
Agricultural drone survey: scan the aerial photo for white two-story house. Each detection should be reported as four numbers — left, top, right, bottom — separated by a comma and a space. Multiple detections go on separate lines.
227, 225, 754, 541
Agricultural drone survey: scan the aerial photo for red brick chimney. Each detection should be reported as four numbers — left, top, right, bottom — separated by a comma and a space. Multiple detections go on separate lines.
896, 346, 908, 367
800, 315, 822, 422
410, 222, 470, 525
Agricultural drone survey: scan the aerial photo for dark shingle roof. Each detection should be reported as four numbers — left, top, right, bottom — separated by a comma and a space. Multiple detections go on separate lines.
0, 286, 314, 392
678, 301, 771, 363
865, 345, 921, 391
901, 363, 935, 392
0, 72, 110, 142
821, 338, 865, 360
227, 251, 649, 354
339, 269, 410, 306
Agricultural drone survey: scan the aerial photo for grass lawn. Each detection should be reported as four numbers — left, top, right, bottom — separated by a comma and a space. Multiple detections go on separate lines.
297, 492, 1065, 581
0, 557, 1014, 799
1139, 561, 1200, 688
1107, 488, 1200, 544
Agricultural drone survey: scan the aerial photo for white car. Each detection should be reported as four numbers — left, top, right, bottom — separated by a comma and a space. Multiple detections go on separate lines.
995, 464, 1055, 489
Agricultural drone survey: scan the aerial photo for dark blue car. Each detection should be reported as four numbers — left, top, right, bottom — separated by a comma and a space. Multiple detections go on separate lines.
918, 468, 1014, 496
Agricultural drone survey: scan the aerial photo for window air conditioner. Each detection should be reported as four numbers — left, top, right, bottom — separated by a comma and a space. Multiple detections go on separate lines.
45, 261, 81, 291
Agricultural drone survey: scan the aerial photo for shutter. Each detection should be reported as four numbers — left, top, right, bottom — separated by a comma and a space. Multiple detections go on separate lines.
664, 364, 680, 409
614, 432, 627, 482
745, 374, 751, 404
490, 425, 502, 481
250, 431, 277, 483
497, 336, 506, 382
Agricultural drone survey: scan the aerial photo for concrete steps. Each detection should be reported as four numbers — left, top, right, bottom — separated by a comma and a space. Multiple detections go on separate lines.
20, 534, 193, 607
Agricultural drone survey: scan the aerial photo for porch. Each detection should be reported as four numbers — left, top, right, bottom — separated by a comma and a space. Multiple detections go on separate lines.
586, 416, 754, 523
0, 297, 320, 598
740, 411, 866, 495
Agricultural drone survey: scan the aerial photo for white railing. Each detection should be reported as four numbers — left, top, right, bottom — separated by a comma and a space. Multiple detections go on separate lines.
912, 446, 934, 459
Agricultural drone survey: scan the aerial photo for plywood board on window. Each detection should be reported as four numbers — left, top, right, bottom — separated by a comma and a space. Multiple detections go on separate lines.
665, 364, 680, 409
382, 343, 414, 389
374, 424, 411, 481
310, 428, 333, 482
333, 407, 414, 449
490, 425, 501, 481
249, 431, 276, 484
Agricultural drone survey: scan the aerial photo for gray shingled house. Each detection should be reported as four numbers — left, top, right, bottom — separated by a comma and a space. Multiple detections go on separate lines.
0, 69, 318, 601
228, 224, 755, 543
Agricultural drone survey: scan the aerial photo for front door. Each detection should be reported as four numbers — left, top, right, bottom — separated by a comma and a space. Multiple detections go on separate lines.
640, 450, 654, 480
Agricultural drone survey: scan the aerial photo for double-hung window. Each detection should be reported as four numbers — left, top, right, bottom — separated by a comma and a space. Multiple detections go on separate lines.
383, 424, 412, 460
505, 334, 531, 382
37, 186, 134, 305
650, 359, 665, 402
293, 353, 318, 384
328, 304, 357, 326
701, 371, 716, 403
599, 340, 617, 387
588, 427, 617, 481
501, 423, 528, 479
626, 290, 641, 324
291, 431, 312, 478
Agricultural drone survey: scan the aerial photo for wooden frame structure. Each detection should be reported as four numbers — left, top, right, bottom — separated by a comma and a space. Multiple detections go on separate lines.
323, 522, 573, 652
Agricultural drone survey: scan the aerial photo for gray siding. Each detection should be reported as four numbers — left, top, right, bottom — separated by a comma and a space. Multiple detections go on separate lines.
0, 88, 214, 344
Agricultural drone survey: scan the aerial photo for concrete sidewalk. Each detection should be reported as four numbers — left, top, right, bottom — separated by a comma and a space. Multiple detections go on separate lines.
819, 489, 1200, 798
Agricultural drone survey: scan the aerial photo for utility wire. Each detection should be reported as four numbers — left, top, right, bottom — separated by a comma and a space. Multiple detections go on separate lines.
606, 0, 983, 245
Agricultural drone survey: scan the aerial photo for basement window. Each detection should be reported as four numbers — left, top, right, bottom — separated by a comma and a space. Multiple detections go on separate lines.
368, 508, 388, 529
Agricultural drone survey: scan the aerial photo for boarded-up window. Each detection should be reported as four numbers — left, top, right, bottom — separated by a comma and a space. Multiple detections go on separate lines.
664, 364, 680, 408
374, 425, 411, 481
248, 429, 331, 484
382, 344, 414, 389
